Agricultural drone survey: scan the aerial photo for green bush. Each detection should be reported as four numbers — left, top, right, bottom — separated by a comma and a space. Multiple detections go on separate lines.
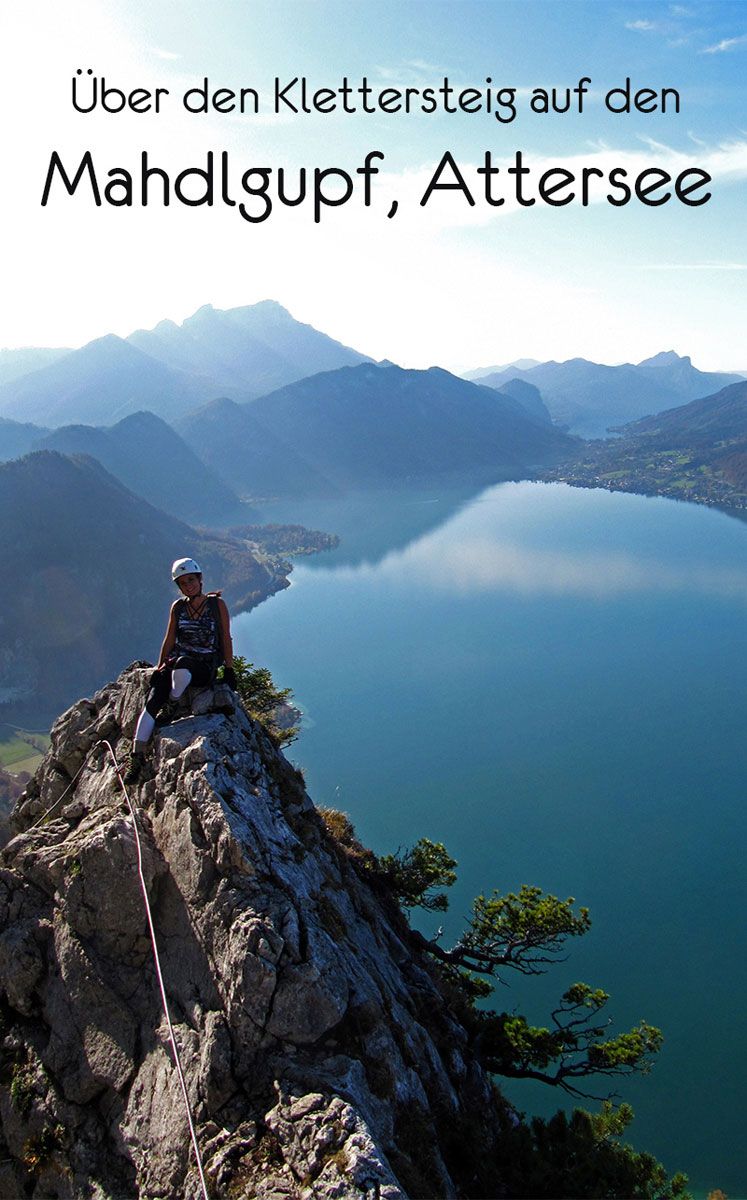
225, 656, 300, 746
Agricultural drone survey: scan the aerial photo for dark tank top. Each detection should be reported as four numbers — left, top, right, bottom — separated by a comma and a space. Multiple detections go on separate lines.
175, 598, 219, 658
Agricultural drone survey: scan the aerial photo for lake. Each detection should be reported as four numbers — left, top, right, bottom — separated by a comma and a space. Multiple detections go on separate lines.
234, 480, 747, 1199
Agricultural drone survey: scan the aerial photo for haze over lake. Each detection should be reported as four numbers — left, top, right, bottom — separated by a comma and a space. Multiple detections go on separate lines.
235, 481, 747, 1198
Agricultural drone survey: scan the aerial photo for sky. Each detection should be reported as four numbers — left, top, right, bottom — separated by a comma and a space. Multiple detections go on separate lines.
2, 0, 747, 373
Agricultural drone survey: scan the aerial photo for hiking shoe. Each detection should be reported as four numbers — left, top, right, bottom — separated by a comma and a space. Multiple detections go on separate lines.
156, 698, 180, 725
122, 751, 145, 785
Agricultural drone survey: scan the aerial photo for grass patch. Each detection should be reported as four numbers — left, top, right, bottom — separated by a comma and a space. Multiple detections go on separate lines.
0, 731, 49, 773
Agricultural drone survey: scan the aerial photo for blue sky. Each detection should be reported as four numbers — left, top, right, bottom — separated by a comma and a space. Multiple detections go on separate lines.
2, 0, 747, 371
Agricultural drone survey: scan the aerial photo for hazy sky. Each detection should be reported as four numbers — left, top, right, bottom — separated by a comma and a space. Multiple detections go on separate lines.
2, 0, 747, 371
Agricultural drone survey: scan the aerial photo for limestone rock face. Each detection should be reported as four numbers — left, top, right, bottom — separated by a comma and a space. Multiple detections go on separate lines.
0, 666, 507, 1199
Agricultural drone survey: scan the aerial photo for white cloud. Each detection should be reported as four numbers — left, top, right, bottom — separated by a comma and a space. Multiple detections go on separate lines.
406, 59, 441, 72
626, 19, 657, 32
636, 262, 747, 271
700, 33, 747, 53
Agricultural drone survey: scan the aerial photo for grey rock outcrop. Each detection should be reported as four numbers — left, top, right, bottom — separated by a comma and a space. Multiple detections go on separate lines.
0, 667, 510, 1199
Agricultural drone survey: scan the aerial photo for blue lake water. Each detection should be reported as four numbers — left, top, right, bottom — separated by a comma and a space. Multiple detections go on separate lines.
233, 481, 747, 1198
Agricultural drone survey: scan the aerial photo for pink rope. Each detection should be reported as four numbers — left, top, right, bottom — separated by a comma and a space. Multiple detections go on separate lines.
100, 740, 210, 1200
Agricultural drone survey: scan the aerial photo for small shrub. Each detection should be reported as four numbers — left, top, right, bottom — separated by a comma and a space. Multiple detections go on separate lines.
23, 1124, 63, 1174
10, 1063, 35, 1119
318, 808, 377, 869
226, 657, 300, 745
378, 839, 457, 912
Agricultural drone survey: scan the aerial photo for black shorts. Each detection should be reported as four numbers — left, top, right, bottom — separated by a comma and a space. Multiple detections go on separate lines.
145, 655, 217, 717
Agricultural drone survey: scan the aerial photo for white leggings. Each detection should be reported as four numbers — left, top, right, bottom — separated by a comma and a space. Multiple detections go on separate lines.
133, 666, 193, 745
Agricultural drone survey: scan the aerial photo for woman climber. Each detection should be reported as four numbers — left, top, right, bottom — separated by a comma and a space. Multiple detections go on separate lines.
123, 557, 236, 783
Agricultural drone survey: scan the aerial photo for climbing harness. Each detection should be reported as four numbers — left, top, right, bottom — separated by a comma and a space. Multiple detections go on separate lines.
26, 739, 210, 1200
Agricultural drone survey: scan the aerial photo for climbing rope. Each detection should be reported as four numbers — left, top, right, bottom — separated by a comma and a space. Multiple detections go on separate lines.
28, 751, 98, 830
99, 739, 210, 1200
24, 739, 210, 1200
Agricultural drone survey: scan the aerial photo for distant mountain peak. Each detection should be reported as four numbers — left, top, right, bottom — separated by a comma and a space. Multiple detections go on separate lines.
462, 358, 541, 381
184, 299, 294, 326
114, 409, 170, 431
0, 303, 373, 428
246, 298, 292, 315
124, 301, 372, 406
638, 350, 691, 368
472, 351, 742, 437
85, 332, 131, 353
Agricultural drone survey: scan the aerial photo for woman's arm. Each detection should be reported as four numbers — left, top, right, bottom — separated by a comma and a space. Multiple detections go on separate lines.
157, 603, 179, 667
217, 597, 233, 666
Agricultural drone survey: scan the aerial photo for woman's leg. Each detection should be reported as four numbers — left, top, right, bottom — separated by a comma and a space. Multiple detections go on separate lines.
170, 668, 192, 697
171, 655, 214, 694
133, 709, 155, 748
132, 668, 172, 749
130, 657, 211, 756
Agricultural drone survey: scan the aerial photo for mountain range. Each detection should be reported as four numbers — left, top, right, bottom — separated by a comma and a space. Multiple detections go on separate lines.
128, 299, 371, 394
475, 351, 744, 437
3, 299, 747, 676
492, 377, 552, 425
179, 363, 574, 499
177, 395, 341, 500
2, 301, 742, 452
621, 377, 747, 445
0, 301, 371, 428
0, 346, 70, 386
0, 417, 49, 461
464, 358, 542, 379
30, 410, 246, 524
0, 334, 218, 427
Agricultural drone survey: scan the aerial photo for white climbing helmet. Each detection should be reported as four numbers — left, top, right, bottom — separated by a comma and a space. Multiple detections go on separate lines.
172, 557, 201, 582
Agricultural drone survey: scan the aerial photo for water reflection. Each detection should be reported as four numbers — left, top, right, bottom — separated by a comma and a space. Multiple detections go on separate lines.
248, 476, 516, 568
379, 534, 747, 600
285, 481, 747, 603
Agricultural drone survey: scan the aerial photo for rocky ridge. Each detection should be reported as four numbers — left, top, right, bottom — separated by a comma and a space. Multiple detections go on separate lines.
0, 667, 510, 1199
